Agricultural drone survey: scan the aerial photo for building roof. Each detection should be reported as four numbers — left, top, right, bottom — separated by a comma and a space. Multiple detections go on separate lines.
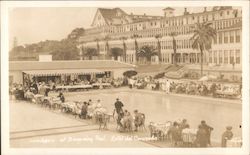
163, 7, 175, 10
99, 8, 125, 19
9, 60, 136, 71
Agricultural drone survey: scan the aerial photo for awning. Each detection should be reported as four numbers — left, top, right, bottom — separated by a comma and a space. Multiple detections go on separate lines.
23, 69, 105, 76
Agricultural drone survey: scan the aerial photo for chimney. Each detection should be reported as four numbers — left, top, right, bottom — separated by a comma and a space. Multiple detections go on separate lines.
144, 13, 146, 16
184, 7, 189, 15
204, 7, 207, 12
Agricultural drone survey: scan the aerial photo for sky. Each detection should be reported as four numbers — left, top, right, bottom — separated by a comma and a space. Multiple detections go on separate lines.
9, 7, 209, 47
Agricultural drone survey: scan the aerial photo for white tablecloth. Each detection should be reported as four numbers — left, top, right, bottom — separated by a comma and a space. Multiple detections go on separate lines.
227, 137, 242, 147
56, 85, 92, 89
182, 128, 198, 143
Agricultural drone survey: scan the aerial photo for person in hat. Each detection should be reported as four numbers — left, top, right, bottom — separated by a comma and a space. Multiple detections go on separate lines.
200, 120, 213, 146
221, 126, 233, 147
196, 124, 208, 147
114, 98, 124, 115
81, 102, 88, 119
57, 91, 65, 103
179, 119, 189, 131
88, 99, 92, 106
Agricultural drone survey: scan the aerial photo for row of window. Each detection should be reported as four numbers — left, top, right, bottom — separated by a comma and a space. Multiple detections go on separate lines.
83, 30, 241, 51
81, 18, 242, 44
108, 17, 241, 35
208, 49, 241, 64
214, 30, 241, 44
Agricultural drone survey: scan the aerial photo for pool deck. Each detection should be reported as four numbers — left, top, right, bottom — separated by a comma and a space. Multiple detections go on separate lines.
9, 87, 241, 148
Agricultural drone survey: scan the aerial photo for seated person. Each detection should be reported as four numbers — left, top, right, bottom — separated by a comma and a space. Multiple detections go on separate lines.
58, 91, 65, 103
133, 110, 145, 131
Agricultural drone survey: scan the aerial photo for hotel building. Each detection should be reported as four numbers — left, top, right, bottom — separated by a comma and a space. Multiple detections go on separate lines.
78, 7, 242, 78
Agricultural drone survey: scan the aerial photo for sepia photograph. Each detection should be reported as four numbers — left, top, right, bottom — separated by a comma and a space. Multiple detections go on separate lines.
1, 1, 249, 155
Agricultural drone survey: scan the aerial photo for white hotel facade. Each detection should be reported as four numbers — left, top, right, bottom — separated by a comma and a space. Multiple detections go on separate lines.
78, 7, 242, 70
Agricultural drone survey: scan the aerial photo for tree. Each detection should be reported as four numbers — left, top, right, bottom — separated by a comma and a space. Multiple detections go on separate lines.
155, 34, 162, 62
51, 39, 79, 60
67, 28, 85, 40
170, 32, 177, 65
190, 22, 216, 77
120, 37, 127, 62
84, 47, 99, 60
110, 47, 123, 60
136, 45, 157, 64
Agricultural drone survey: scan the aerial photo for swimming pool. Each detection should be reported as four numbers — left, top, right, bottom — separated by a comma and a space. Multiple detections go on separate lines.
63, 89, 242, 143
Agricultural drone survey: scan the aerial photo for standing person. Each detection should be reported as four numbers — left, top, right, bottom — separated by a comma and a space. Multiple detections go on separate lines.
196, 125, 208, 147
179, 119, 189, 131
200, 120, 214, 146
165, 79, 170, 94
133, 110, 145, 132
114, 98, 124, 114
58, 91, 65, 103
221, 126, 233, 147
168, 121, 182, 146
31, 81, 38, 94
81, 102, 88, 119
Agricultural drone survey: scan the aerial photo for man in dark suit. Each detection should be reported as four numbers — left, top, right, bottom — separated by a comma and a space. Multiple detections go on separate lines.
114, 98, 124, 114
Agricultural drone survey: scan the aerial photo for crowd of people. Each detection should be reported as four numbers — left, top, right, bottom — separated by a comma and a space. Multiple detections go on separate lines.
11, 84, 146, 132
149, 118, 235, 147
128, 76, 241, 99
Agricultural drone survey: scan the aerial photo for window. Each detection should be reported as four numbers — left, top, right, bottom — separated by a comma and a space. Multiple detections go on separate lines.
214, 35, 217, 44
227, 10, 230, 15
236, 30, 241, 43
214, 50, 217, 64
234, 11, 238, 18
230, 31, 234, 43
209, 51, 212, 63
219, 32, 223, 44
230, 50, 234, 64
224, 32, 229, 43
219, 50, 223, 64
224, 50, 228, 64
236, 50, 240, 64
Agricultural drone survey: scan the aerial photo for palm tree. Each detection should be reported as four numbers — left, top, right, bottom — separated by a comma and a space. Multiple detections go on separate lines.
136, 45, 157, 64
110, 47, 123, 60
120, 37, 127, 62
131, 34, 139, 63
155, 34, 162, 63
104, 35, 110, 59
170, 32, 177, 65
190, 22, 216, 77
84, 47, 98, 60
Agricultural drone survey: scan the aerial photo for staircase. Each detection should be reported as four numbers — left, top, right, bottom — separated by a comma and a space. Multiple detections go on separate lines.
136, 64, 171, 74
165, 65, 188, 79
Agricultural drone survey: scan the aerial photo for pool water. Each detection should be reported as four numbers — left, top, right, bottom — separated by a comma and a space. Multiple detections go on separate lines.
63, 90, 242, 142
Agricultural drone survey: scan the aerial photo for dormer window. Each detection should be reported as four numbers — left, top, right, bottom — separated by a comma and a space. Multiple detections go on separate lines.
220, 11, 223, 17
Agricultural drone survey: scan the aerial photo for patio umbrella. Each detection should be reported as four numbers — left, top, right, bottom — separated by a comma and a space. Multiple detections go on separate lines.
123, 70, 138, 78
154, 72, 165, 79
199, 75, 217, 81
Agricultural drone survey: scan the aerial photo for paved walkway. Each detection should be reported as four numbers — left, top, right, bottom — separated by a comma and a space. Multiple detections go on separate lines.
10, 101, 155, 148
